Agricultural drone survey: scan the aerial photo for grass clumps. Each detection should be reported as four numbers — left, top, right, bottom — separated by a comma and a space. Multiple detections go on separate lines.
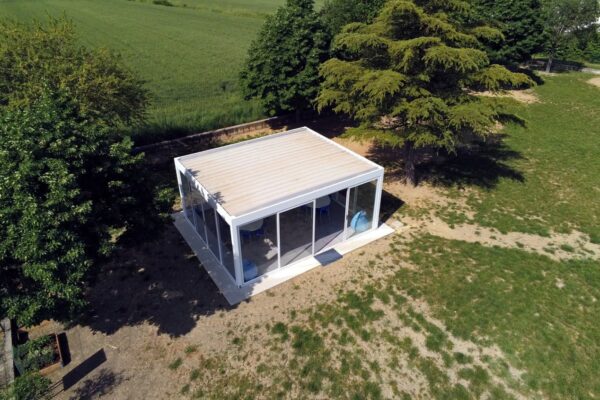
168, 357, 183, 370
271, 322, 289, 342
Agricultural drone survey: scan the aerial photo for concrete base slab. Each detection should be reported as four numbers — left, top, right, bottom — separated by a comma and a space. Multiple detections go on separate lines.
173, 212, 394, 305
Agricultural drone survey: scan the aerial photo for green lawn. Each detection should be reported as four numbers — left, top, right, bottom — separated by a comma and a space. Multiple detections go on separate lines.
422, 73, 600, 242
0, 0, 301, 143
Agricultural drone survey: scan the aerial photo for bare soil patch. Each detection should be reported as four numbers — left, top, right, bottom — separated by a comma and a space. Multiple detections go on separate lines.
405, 215, 600, 261
588, 77, 600, 88
476, 89, 540, 104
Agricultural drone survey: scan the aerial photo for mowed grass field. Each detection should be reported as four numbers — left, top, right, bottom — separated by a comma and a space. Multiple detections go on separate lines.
0, 0, 325, 143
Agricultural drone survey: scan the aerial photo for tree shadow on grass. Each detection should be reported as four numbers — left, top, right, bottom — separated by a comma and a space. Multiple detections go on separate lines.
76, 224, 236, 338
68, 368, 126, 400
73, 136, 238, 338
368, 137, 525, 189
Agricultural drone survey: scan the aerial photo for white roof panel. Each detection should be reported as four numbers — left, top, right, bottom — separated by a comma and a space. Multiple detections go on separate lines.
177, 127, 381, 217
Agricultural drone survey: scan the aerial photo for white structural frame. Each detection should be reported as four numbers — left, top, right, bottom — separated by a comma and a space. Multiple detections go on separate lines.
174, 127, 384, 288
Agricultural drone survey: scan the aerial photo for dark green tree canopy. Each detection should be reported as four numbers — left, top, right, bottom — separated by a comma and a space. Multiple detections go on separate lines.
0, 17, 148, 127
240, 0, 330, 118
320, 0, 387, 35
471, 0, 546, 65
318, 0, 532, 184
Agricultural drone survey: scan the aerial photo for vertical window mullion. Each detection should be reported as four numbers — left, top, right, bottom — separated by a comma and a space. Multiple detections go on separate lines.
276, 213, 281, 269
343, 187, 350, 240
311, 200, 316, 256
214, 207, 223, 263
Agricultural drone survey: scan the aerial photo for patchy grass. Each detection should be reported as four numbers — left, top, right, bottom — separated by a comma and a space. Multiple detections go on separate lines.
434, 74, 600, 241
397, 234, 600, 399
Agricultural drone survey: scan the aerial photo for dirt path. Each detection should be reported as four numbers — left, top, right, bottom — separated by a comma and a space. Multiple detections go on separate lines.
384, 181, 600, 261
402, 214, 600, 261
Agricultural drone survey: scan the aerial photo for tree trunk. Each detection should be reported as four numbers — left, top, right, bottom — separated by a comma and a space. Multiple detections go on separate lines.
295, 108, 301, 123
403, 141, 417, 186
545, 55, 553, 73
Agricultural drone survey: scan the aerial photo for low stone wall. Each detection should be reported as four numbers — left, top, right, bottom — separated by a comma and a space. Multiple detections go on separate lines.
0, 318, 14, 388
134, 115, 288, 154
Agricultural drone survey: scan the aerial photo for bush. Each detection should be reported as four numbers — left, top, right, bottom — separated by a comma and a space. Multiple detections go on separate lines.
0, 373, 51, 400
14, 336, 56, 373
153, 0, 173, 6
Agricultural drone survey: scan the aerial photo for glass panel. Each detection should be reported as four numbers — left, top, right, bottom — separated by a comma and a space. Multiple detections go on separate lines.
203, 203, 220, 259
217, 214, 235, 280
179, 172, 193, 223
314, 190, 347, 254
280, 202, 314, 267
190, 186, 207, 241
240, 215, 278, 282
346, 180, 377, 238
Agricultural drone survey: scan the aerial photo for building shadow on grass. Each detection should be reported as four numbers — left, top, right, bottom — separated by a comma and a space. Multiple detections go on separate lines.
76, 223, 235, 338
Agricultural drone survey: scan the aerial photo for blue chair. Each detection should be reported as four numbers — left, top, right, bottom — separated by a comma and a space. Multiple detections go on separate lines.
243, 260, 258, 281
350, 210, 370, 233
318, 204, 330, 219
254, 227, 265, 238
240, 230, 253, 241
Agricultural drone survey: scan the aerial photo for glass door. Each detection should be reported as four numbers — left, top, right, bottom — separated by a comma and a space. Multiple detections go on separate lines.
279, 202, 314, 267
346, 180, 377, 239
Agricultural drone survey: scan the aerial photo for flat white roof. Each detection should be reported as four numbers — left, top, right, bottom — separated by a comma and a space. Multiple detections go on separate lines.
177, 127, 381, 217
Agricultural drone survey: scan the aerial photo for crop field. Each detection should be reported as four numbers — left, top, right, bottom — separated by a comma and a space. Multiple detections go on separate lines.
0, 0, 326, 143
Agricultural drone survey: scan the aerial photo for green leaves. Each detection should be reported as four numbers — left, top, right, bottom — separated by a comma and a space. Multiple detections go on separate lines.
0, 17, 148, 127
239, 0, 330, 116
318, 0, 532, 183
471, 0, 545, 65
0, 83, 164, 325
470, 64, 533, 91
423, 46, 488, 73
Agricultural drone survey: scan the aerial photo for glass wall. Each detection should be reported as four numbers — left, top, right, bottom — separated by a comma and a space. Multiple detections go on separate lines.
217, 214, 235, 279
190, 186, 207, 241
240, 215, 278, 282
179, 172, 193, 223
279, 202, 314, 267
314, 190, 347, 254
203, 203, 221, 259
346, 180, 377, 238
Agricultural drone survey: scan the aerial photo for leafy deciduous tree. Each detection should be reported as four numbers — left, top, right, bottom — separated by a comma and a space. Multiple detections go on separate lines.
318, 0, 532, 185
541, 0, 600, 71
240, 0, 330, 121
0, 19, 171, 326
0, 17, 148, 127
0, 89, 170, 326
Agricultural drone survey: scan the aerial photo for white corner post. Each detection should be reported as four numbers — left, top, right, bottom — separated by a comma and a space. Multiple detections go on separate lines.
372, 172, 384, 230
175, 164, 185, 211
231, 220, 244, 287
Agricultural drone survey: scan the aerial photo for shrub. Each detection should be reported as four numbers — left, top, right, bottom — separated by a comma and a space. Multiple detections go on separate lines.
0, 373, 51, 400
15, 336, 55, 373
